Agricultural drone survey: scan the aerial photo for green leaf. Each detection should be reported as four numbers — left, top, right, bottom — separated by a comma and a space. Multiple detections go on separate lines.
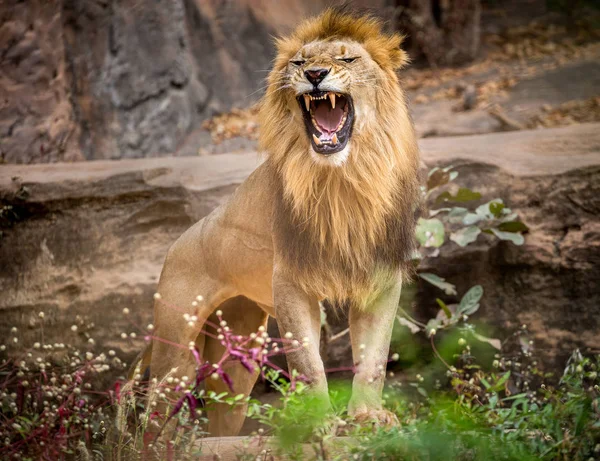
462, 212, 484, 225
475, 198, 504, 215
419, 272, 457, 296
463, 304, 480, 316
435, 188, 482, 204
501, 212, 518, 222
450, 226, 481, 247
427, 166, 456, 190
489, 393, 499, 409
502, 392, 528, 401
475, 199, 504, 219
436, 298, 452, 319
490, 228, 525, 245
495, 371, 511, 389
497, 221, 529, 233
447, 207, 469, 223
415, 218, 445, 248
425, 318, 440, 335
458, 285, 483, 316
473, 332, 502, 350
427, 168, 452, 191
489, 201, 505, 218
397, 316, 421, 334
429, 207, 451, 217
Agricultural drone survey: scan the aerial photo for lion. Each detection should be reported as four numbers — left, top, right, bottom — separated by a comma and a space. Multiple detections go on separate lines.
137, 8, 420, 436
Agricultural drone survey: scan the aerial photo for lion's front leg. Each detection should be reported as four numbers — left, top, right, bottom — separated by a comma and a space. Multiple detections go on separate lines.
273, 269, 331, 409
348, 279, 402, 427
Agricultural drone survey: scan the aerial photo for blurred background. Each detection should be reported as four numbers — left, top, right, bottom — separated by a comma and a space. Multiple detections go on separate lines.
1, 0, 598, 164
0, 0, 599, 412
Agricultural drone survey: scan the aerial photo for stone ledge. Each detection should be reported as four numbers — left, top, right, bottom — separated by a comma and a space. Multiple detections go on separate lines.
2, 123, 599, 192
0, 124, 598, 372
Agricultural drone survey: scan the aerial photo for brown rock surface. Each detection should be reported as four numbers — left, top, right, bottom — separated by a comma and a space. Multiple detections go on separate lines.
0, 0, 384, 164
416, 125, 600, 370
0, 124, 598, 372
0, 1, 83, 163
0, 0, 278, 163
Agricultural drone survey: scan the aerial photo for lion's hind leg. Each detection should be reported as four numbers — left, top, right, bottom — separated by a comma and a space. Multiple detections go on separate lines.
148, 252, 236, 441
203, 296, 269, 436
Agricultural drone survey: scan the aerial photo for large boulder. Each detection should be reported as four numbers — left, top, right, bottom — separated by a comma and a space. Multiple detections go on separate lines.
0, 124, 598, 372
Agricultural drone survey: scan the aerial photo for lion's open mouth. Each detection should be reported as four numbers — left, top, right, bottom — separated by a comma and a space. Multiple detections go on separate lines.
297, 91, 354, 155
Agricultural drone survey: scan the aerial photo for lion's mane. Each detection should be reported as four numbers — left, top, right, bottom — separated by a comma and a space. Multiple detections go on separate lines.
259, 9, 420, 307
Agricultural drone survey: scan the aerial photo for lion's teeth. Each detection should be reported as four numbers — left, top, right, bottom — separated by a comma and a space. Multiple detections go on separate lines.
312, 134, 321, 145
329, 92, 336, 109
332, 133, 338, 144
303, 94, 310, 111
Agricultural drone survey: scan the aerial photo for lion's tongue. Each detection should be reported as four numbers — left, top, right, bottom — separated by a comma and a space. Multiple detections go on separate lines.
314, 102, 343, 134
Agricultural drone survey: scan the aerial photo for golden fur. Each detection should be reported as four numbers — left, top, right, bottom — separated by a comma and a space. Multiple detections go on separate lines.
141, 8, 421, 437
259, 8, 420, 306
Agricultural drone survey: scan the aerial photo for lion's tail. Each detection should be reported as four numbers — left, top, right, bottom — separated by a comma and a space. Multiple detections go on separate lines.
127, 341, 152, 382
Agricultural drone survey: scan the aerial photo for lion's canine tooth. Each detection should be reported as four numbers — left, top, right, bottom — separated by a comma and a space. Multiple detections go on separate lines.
312, 134, 321, 145
329, 92, 336, 109
332, 133, 338, 144
303, 94, 311, 111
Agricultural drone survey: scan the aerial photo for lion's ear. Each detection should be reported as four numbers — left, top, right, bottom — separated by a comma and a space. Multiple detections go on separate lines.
368, 33, 409, 70
387, 34, 409, 70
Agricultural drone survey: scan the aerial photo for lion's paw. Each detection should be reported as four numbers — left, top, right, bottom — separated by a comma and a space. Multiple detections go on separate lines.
351, 409, 400, 428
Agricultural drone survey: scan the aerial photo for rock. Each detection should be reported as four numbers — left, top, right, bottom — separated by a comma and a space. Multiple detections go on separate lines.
0, 0, 385, 164
193, 436, 350, 460
497, 61, 600, 129
392, 0, 481, 66
0, 153, 262, 366
0, 0, 84, 164
0, 0, 278, 163
0, 124, 598, 374
416, 124, 600, 371
462, 84, 478, 111
414, 100, 504, 138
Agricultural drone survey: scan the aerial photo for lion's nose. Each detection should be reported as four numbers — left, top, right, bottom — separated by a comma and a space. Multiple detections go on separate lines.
304, 68, 329, 86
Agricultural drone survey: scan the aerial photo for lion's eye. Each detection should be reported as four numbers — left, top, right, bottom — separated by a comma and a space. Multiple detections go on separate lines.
339, 57, 358, 63
290, 60, 305, 66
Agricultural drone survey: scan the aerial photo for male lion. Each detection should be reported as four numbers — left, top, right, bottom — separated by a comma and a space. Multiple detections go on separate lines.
139, 8, 420, 436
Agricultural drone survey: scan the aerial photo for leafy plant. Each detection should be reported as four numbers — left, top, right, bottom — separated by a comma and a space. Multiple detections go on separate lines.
416, 166, 528, 251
